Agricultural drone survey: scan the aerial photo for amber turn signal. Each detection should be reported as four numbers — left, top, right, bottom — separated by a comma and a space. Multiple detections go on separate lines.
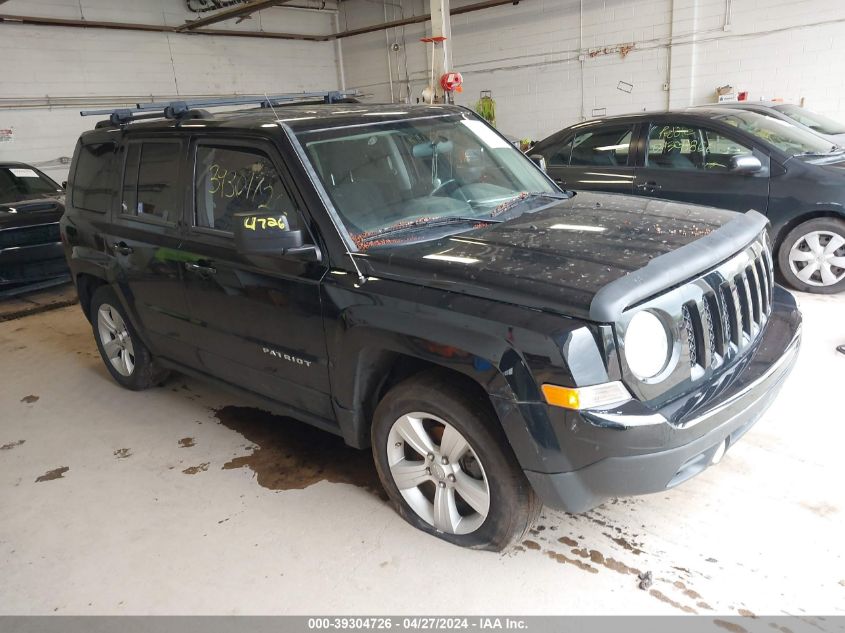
541, 382, 632, 411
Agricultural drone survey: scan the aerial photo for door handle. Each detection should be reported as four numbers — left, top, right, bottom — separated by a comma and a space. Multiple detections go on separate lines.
636, 181, 662, 192
184, 261, 217, 275
113, 241, 133, 256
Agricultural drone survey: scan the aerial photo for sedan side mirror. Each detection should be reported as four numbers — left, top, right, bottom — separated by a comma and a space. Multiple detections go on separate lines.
730, 154, 763, 174
61, 181, 68, 189
529, 154, 547, 172
233, 212, 316, 258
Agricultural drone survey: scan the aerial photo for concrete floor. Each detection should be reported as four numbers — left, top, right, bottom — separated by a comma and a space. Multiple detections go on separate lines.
0, 292, 843, 616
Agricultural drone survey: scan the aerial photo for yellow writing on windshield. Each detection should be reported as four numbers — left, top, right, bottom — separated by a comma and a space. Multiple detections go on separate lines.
243, 215, 288, 231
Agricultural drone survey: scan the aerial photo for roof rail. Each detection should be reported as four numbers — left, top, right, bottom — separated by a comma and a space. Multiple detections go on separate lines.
80, 90, 359, 126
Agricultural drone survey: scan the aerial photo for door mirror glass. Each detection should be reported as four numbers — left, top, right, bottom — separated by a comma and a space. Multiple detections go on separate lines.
61, 180, 68, 190
233, 212, 308, 255
529, 154, 547, 172
730, 154, 763, 174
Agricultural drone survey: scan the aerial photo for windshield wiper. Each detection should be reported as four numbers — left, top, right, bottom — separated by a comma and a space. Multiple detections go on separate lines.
358, 216, 501, 243
490, 191, 571, 219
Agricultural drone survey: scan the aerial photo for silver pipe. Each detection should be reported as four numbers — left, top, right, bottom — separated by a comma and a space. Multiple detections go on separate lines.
579, 0, 585, 120
385, 0, 395, 102
334, 12, 347, 90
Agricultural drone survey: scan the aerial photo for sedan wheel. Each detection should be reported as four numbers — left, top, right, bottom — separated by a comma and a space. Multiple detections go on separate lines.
97, 303, 136, 377
387, 412, 490, 535
788, 230, 845, 287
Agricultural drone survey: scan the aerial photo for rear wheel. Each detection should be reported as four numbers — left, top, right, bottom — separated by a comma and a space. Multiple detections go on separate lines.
90, 286, 169, 390
778, 218, 845, 293
371, 372, 539, 550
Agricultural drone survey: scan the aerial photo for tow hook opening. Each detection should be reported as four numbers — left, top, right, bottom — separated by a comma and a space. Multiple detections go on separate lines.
711, 438, 729, 465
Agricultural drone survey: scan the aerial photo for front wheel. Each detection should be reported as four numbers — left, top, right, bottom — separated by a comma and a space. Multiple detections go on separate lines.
778, 218, 845, 293
371, 372, 539, 550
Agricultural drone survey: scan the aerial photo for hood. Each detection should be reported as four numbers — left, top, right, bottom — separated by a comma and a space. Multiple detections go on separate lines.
359, 191, 737, 320
0, 196, 64, 228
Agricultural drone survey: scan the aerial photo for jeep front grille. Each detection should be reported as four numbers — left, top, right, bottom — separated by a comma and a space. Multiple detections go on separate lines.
619, 232, 776, 405
683, 240, 774, 372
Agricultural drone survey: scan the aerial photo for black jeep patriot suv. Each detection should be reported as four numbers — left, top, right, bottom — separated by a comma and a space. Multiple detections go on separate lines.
61, 98, 802, 550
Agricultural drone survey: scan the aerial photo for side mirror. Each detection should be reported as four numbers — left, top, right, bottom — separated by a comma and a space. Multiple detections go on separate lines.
61, 181, 68, 189
730, 154, 763, 174
529, 154, 547, 172
233, 212, 315, 257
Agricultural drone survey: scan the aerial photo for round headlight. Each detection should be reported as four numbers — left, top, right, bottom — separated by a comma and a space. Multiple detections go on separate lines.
624, 311, 671, 380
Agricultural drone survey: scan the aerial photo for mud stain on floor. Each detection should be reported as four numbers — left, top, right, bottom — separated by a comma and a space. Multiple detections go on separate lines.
20, 395, 39, 404
558, 536, 578, 547
522, 540, 541, 550
1, 440, 25, 450
215, 405, 387, 499
713, 619, 748, 633
545, 549, 599, 573
182, 463, 209, 475
571, 548, 641, 576
35, 466, 69, 482
800, 501, 839, 517
113, 448, 132, 459
178, 437, 195, 448
608, 534, 643, 555
650, 589, 697, 614
673, 580, 703, 600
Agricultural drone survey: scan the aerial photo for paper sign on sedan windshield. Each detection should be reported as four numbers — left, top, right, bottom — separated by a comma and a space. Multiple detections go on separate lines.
9, 168, 39, 178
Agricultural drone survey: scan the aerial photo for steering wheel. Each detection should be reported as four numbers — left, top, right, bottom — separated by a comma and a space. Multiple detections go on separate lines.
430, 179, 461, 198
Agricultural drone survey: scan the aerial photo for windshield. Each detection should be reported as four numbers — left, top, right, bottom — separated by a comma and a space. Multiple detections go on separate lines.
295, 114, 558, 248
773, 104, 845, 136
712, 110, 836, 155
0, 165, 62, 204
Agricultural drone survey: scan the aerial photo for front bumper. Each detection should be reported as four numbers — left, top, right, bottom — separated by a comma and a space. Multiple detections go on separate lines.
524, 286, 802, 513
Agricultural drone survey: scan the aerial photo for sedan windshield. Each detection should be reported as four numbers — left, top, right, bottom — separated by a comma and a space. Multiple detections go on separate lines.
713, 110, 836, 155
295, 114, 558, 248
0, 165, 62, 204
773, 104, 845, 136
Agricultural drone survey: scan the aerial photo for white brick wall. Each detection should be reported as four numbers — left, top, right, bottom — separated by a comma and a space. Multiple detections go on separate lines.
0, 0, 340, 180
339, 0, 845, 142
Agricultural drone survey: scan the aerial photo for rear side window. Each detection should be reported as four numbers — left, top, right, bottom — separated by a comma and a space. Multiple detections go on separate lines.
121, 142, 181, 223
570, 126, 633, 167
73, 142, 117, 213
647, 124, 754, 170
193, 145, 301, 234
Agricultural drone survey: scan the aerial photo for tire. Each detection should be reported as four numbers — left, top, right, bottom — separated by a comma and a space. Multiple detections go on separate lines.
371, 371, 540, 551
777, 217, 845, 294
89, 286, 170, 390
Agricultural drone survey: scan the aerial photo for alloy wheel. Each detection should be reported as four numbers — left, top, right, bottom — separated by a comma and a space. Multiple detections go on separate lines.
97, 303, 136, 377
386, 412, 490, 535
788, 229, 845, 287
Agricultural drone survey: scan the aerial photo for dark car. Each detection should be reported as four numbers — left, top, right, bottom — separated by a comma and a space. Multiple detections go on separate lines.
61, 98, 801, 550
531, 108, 845, 293
704, 101, 845, 146
0, 162, 69, 295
